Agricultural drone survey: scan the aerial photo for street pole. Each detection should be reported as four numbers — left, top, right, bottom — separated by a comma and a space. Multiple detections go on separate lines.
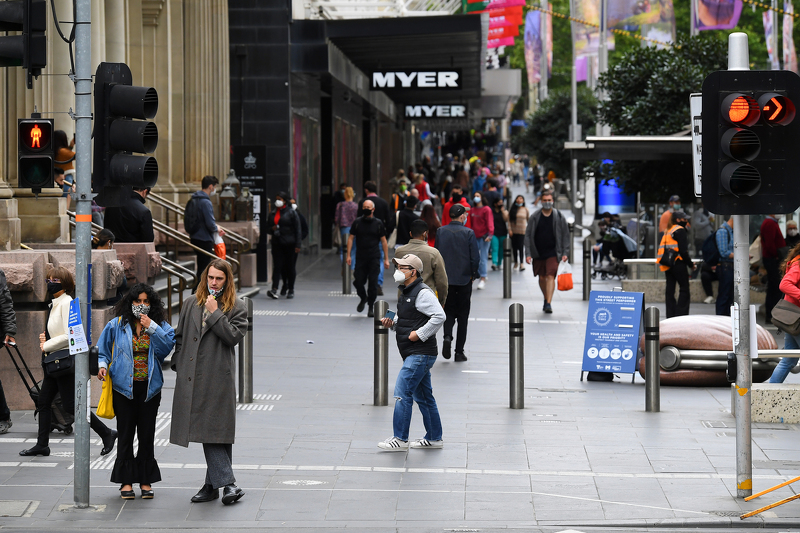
728, 32, 753, 499
73, 0, 92, 508
690, 0, 698, 36
570, 1, 581, 222
771, 0, 779, 70
596, 0, 610, 136
539, 0, 548, 102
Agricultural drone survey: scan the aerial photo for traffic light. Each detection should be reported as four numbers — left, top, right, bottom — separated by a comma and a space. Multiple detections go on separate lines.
17, 117, 53, 191
93, 62, 158, 207
702, 70, 800, 214
0, 0, 46, 89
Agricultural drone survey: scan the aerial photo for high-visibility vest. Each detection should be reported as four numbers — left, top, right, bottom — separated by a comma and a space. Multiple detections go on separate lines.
657, 224, 684, 272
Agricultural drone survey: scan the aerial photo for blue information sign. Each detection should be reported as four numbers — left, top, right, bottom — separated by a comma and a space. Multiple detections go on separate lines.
581, 290, 644, 375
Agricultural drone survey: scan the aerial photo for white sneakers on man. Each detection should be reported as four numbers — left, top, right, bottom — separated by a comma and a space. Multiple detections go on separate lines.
477, 279, 486, 290
703, 296, 715, 304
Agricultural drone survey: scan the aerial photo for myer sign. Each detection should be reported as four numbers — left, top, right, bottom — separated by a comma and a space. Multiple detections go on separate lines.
371, 70, 461, 90
405, 105, 466, 118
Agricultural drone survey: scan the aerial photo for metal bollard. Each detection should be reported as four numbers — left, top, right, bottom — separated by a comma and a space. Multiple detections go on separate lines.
509, 303, 524, 409
374, 300, 389, 406
342, 262, 352, 295
503, 237, 512, 299
238, 296, 254, 403
569, 222, 575, 265
583, 238, 592, 301
644, 306, 660, 412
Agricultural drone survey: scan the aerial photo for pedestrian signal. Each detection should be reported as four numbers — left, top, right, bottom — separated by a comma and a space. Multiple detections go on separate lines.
17, 117, 53, 191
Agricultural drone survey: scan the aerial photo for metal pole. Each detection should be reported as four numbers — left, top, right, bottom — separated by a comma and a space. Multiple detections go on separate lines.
690, 0, 698, 36
238, 297, 253, 403
509, 303, 524, 409
342, 261, 352, 295
644, 306, 660, 412
583, 238, 592, 301
73, 0, 92, 508
771, 0, 779, 70
503, 238, 512, 299
374, 300, 389, 406
570, 4, 580, 222
729, 32, 752, 499
596, 0, 610, 136
539, 0, 548, 102
569, 222, 575, 265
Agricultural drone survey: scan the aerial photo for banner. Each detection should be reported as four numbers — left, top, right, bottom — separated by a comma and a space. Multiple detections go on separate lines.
547, 3, 553, 77
487, 0, 525, 7
489, 15, 517, 27
784, 2, 798, 73
488, 25, 520, 40
694, 0, 742, 31
524, 10, 541, 85
573, 0, 615, 58
488, 36, 517, 48
764, 10, 780, 70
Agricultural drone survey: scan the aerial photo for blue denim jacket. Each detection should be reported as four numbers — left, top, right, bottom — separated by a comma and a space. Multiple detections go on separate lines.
97, 316, 176, 402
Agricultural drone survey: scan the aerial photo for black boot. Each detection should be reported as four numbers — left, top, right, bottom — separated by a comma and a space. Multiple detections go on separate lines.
190, 484, 218, 503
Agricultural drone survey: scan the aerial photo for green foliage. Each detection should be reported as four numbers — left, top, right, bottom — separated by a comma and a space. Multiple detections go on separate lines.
514, 86, 597, 179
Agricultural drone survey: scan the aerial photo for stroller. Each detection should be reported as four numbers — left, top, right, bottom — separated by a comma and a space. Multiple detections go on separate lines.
593, 226, 637, 280
5, 344, 74, 435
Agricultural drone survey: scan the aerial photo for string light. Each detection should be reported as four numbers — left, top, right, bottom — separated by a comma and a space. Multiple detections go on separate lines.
741, 0, 798, 18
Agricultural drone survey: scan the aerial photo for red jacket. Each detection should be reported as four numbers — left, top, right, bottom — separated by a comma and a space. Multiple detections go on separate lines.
442, 198, 471, 228
760, 217, 786, 260
780, 258, 800, 307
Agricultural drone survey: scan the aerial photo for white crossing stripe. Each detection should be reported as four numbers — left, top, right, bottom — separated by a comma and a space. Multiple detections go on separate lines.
253, 310, 289, 316
236, 404, 274, 411
328, 292, 360, 298
252, 394, 281, 401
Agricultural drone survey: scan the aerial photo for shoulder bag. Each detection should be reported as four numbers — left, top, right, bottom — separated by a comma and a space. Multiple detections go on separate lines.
96, 317, 120, 419
42, 305, 75, 378
772, 298, 800, 335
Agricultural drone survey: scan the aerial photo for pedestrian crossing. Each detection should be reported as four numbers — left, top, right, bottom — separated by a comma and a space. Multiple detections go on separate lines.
262, 310, 586, 324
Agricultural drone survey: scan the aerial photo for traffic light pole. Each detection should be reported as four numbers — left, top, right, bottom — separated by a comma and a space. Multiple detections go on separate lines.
728, 32, 753, 499
72, 0, 92, 508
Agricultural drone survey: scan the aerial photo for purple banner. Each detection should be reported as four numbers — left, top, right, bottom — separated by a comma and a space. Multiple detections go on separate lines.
784, 2, 798, 73
524, 10, 541, 85
694, 0, 742, 31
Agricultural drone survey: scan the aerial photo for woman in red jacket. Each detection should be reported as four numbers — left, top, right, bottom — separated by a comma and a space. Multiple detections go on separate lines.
469, 191, 493, 290
768, 242, 800, 382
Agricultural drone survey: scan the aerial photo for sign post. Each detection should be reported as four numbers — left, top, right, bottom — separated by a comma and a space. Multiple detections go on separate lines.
581, 290, 644, 382
232, 145, 267, 281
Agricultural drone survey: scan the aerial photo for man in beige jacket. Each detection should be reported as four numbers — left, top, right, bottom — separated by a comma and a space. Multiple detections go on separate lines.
394, 219, 448, 306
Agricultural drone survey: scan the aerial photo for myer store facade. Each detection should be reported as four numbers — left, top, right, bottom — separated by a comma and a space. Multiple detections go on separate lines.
230, 5, 486, 279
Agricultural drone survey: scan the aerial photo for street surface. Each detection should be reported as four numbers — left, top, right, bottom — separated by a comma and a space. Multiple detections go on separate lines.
0, 195, 799, 532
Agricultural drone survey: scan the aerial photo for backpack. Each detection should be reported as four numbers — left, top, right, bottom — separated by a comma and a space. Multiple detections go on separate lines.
184, 197, 201, 235
702, 231, 721, 266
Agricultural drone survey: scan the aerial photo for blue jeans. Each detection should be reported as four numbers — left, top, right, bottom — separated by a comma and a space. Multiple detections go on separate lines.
340, 227, 356, 266
393, 355, 442, 442
769, 332, 800, 383
476, 237, 490, 277
379, 246, 385, 286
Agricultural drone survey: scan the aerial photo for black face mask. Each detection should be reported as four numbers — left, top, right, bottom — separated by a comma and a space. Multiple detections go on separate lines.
47, 281, 63, 295
363, 209, 373, 216
678, 220, 688, 228
452, 193, 462, 203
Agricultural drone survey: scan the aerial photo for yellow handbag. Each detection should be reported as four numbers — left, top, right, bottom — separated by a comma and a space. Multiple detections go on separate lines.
96, 318, 119, 419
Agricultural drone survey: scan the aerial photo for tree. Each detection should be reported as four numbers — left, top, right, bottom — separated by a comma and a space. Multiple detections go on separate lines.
514, 86, 596, 179
591, 34, 727, 202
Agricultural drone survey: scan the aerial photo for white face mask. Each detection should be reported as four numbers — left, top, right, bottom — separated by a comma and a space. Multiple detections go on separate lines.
473, 196, 481, 204
393, 269, 406, 283
789, 229, 798, 237
275, 200, 284, 208
209, 187, 217, 197
292, 204, 298, 210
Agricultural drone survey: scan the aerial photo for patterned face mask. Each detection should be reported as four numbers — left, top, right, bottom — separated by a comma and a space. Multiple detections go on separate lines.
132, 304, 150, 318
208, 285, 224, 298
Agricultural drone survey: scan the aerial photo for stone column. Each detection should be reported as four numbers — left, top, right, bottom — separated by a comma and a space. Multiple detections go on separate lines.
184, 0, 230, 185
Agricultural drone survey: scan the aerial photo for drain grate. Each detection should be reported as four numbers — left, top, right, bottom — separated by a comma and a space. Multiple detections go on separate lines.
706, 510, 741, 517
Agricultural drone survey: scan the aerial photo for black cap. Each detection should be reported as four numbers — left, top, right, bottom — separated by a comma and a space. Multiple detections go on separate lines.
673, 210, 688, 220
449, 203, 469, 218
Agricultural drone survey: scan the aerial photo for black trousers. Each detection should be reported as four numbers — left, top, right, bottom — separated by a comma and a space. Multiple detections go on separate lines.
665, 263, 690, 318
282, 250, 301, 289
716, 262, 734, 316
700, 263, 718, 297
510, 234, 525, 264
354, 256, 380, 306
111, 381, 161, 485
443, 283, 473, 354
37, 372, 111, 447
271, 244, 296, 291
764, 257, 782, 322
191, 239, 215, 291
0, 377, 9, 422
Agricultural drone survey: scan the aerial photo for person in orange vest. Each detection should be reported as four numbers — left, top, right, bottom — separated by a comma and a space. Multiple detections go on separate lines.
658, 195, 682, 237
657, 210, 694, 318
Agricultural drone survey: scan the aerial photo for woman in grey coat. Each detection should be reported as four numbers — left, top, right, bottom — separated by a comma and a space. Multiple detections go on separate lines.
170, 258, 247, 505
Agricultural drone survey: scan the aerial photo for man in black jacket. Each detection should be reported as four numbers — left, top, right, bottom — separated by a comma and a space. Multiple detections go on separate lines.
266, 192, 302, 300
435, 204, 480, 362
395, 196, 419, 248
103, 187, 155, 243
378, 253, 445, 451
0, 270, 16, 434
347, 199, 390, 317
358, 181, 394, 294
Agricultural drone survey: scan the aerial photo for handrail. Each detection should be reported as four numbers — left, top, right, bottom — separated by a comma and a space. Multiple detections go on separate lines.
160, 254, 196, 285
159, 262, 186, 324
147, 191, 251, 251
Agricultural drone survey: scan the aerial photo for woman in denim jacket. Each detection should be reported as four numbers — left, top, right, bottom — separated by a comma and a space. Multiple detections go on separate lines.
97, 283, 175, 500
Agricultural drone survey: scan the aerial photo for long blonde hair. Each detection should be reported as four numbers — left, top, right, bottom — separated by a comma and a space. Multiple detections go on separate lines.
195, 259, 237, 313
344, 186, 354, 202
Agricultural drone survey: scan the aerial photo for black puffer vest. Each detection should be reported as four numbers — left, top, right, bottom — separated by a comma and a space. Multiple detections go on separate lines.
395, 278, 438, 359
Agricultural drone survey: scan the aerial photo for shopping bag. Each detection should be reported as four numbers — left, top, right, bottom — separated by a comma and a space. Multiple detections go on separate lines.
96, 375, 114, 419
557, 261, 573, 291
213, 231, 226, 259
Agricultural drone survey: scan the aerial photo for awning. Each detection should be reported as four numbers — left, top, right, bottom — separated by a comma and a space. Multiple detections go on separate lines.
565, 135, 692, 162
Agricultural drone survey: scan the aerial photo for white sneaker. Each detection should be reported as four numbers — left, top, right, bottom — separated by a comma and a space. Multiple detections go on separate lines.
409, 438, 443, 449
477, 279, 486, 290
703, 296, 715, 304
377, 437, 409, 451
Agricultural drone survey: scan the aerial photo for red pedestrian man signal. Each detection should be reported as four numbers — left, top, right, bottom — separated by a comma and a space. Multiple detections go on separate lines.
29, 124, 41, 148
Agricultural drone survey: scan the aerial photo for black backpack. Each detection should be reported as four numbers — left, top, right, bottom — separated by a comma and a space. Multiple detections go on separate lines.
702, 231, 721, 266
184, 197, 201, 235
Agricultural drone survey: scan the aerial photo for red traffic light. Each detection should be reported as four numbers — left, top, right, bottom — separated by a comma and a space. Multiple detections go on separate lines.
758, 93, 796, 126
18, 120, 51, 151
722, 94, 760, 126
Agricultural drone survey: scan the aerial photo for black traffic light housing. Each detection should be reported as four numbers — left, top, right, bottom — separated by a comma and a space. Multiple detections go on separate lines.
93, 62, 159, 207
702, 70, 800, 214
0, 0, 46, 89
17, 116, 53, 192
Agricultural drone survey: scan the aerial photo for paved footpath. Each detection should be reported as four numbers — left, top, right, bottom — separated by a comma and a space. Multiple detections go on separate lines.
1, 216, 800, 531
